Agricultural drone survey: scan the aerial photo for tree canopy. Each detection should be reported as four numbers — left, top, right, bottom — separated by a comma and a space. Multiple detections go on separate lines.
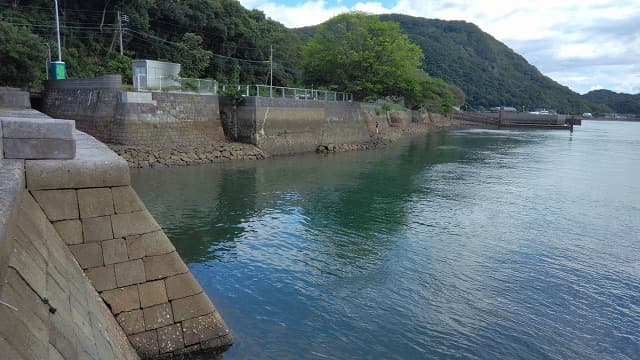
301, 13, 423, 100
301, 12, 459, 112
0, 21, 46, 88
0, 0, 301, 88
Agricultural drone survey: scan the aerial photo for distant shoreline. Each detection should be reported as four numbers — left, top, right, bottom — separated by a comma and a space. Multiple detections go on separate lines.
587, 117, 640, 122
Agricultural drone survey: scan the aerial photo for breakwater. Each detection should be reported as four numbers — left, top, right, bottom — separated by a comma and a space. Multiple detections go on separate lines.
1, 96, 232, 359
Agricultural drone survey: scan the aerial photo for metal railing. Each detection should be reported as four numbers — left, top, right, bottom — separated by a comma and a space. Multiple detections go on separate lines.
134, 75, 217, 93
133, 75, 352, 101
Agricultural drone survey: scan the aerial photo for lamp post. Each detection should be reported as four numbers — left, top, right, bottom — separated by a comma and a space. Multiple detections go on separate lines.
51, 0, 66, 79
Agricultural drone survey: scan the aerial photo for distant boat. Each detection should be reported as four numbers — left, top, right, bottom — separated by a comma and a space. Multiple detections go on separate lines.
582, 112, 593, 118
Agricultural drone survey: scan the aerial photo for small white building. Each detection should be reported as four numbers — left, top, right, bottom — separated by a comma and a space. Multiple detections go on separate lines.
132, 60, 181, 90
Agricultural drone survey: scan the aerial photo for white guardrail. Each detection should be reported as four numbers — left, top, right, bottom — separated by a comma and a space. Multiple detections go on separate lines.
134, 75, 352, 102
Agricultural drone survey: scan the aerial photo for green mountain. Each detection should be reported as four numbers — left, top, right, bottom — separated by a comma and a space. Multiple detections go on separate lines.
582, 90, 640, 114
0, 2, 614, 114
300, 14, 608, 113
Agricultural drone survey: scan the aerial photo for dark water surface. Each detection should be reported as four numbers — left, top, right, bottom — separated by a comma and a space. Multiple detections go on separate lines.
132, 120, 640, 359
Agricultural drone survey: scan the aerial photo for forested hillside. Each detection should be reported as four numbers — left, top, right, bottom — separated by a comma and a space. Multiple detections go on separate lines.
0, 0, 302, 87
1, 2, 614, 114
583, 90, 640, 114
379, 15, 611, 113
299, 14, 608, 113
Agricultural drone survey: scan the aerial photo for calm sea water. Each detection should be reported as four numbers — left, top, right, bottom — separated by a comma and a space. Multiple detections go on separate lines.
132, 120, 640, 359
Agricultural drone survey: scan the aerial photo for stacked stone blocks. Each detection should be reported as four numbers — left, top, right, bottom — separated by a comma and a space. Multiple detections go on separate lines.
31, 184, 231, 358
1, 108, 231, 359
0, 188, 138, 359
42, 87, 225, 147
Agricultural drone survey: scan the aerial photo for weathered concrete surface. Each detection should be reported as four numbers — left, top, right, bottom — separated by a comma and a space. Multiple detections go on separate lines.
40, 184, 232, 357
222, 97, 371, 155
1, 117, 74, 139
3, 138, 76, 159
0, 159, 23, 286
1, 117, 77, 160
0, 87, 30, 109
0, 119, 3, 158
25, 131, 129, 190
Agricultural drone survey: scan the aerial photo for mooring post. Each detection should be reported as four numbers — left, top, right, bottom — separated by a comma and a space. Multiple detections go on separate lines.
570, 112, 575, 133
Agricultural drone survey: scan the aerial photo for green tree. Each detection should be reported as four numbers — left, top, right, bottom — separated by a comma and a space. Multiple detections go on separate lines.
404, 71, 458, 114
448, 84, 465, 106
177, 33, 210, 78
105, 53, 133, 83
0, 21, 46, 88
301, 12, 423, 100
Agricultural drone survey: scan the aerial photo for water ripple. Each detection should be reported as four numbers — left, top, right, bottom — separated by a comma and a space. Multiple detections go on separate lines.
132, 121, 640, 359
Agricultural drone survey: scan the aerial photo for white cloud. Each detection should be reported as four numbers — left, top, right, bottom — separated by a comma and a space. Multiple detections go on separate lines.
240, 0, 350, 28
239, 0, 640, 94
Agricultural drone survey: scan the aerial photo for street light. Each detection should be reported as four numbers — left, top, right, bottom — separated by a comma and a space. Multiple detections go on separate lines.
51, 0, 66, 79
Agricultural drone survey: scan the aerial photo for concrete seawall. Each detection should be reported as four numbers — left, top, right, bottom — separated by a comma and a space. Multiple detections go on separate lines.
221, 97, 460, 155
42, 76, 225, 147
221, 97, 384, 155
1, 104, 232, 358
40, 79, 471, 162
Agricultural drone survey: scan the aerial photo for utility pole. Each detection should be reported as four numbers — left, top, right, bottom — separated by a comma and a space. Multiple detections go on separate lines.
54, 0, 62, 62
44, 43, 51, 79
269, 45, 273, 97
118, 10, 123, 55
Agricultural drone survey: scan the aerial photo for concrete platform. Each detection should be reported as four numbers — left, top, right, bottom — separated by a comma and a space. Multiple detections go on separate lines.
1, 116, 77, 160
25, 131, 130, 190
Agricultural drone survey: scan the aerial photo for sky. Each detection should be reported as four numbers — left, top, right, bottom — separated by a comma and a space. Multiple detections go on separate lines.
239, 0, 640, 95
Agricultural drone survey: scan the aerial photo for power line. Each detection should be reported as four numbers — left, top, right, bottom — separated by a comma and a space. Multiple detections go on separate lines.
0, 2, 117, 15
1, 15, 117, 28
128, 28, 270, 64
5, 22, 116, 30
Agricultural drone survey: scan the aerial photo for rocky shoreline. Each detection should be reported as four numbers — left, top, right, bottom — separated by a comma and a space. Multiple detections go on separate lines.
109, 118, 480, 168
109, 142, 268, 168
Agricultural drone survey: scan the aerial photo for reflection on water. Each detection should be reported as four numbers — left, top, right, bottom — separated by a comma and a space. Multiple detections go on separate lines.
132, 121, 640, 359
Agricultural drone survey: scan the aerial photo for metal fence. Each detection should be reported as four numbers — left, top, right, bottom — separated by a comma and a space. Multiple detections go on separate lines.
133, 75, 352, 101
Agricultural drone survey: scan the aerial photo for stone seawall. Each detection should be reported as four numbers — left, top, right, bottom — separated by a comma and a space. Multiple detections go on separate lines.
1, 108, 233, 359
221, 97, 372, 155
42, 81, 474, 164
222, 97, 469, 156
42, 83, 225, 147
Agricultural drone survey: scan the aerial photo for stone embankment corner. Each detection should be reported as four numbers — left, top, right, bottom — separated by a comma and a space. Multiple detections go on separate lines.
1, 97, 232, 359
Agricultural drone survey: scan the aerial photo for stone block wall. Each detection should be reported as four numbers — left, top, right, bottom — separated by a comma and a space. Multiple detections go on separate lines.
42, 81, 225, 147
1, 110, 233, 359
223, 97, 371, 155
0, 186, 139, 360
30, 184, 231, 358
